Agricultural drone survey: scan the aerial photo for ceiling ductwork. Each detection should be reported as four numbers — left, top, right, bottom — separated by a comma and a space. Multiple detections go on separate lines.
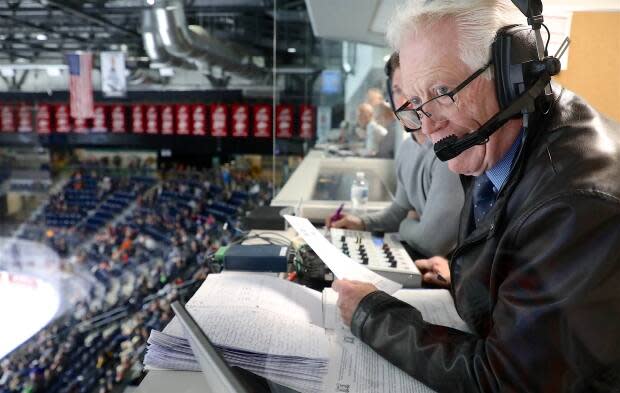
143, 0, 269, 81
141, 8, 196, 70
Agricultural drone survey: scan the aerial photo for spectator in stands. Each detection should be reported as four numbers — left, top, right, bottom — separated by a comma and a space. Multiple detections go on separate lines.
365, 87, 385, 108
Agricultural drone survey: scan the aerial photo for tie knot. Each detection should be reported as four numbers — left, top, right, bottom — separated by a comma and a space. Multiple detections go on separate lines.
472, 174, 496, 225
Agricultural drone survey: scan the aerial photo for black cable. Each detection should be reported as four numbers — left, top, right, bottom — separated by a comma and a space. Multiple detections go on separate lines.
542, 23, 551, 55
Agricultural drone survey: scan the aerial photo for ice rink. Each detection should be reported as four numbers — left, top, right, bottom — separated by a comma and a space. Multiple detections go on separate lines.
0, 271, 61, 359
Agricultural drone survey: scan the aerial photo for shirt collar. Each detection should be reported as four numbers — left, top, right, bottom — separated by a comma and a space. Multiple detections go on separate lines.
485, 128, 525, 191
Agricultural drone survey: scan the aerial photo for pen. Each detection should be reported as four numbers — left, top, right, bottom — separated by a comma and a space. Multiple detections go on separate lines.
329, 203, 345, 226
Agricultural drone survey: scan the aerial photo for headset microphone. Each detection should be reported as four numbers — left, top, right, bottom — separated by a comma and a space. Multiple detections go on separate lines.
433, 0, 565, 162
434, 73, 551, 161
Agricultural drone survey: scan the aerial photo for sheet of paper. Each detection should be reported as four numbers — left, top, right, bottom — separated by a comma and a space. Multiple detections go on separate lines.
284, 215, 402, 294
165, 306, 328, 359
185, 272, 323, 327
393, 289, 470, 333
323, 330, 436, 393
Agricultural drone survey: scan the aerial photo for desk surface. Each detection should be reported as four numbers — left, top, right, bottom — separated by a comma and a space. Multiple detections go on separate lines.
137, 228, 432, 393
271, 149, 396, 220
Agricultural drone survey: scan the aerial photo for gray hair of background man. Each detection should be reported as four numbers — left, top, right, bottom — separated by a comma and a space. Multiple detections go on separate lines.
386, 0, 525, 78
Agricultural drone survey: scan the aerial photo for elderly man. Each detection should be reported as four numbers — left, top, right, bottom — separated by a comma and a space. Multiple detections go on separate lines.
333, 0, 620, 391
328, 53, 464, 260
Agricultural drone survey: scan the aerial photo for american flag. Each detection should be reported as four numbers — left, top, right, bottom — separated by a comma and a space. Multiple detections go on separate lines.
67, 52, 94, 119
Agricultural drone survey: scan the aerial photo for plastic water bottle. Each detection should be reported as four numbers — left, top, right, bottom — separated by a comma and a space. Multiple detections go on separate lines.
350, 171, 369, 215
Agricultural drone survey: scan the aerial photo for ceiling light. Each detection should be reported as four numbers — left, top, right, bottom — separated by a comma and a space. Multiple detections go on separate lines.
0, 68, 15, 77
46, 68, 61, 77
36, 33, 47, 41
287, 47, 297, 53
146, 0, 155, 5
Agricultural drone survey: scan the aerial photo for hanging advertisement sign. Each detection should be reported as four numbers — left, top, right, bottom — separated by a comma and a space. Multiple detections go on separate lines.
55, 104, 71, 133
110, 105, 126, 133
175, 104, 191, 135
192, 104, 207, 136
210, 104, 228, 137
160, 104, 174, 135
276, 105, 293, 138
253, 104, 271, 138
100, 51, 127, 97
299, 104, 315, 139
231, 104, 249, 137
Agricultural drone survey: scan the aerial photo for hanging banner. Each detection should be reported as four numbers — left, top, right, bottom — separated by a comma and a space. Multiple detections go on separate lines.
36, 104, 51, 134
253, 104, 271, 138
192, 104, 207, 136
1, 105, 15, 132
110, 105, 126, 133
73, 117, 89, 133
17, 104, 33, 133
145, 105, 159, 134
276, 105, 293, 138
175, 104, 191, 135
131, 105, 145, 134
100, 51, 127, 97
210, 104, 227, 137
160, 104, 174, 135
54, 104, 71, 133
231, 104, 249, 137
66, 52, 94, 119
299, 104, 315, 139
92, 104, 108, 133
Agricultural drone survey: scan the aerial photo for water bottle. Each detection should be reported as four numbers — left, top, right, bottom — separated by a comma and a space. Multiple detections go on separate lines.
350, 171, 369, 215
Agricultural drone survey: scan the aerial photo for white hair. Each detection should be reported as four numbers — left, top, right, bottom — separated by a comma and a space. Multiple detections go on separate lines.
386, 0, 525, 77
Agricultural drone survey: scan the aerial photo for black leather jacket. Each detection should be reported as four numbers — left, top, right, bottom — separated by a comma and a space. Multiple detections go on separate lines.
350, 88, 620, 392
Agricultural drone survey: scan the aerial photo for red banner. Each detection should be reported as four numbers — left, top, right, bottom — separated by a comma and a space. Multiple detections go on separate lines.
110, 104, 126, 133
231, 104, 249, 137
276, 105, 294, 138
73, 117, 89, 133
192, 104, 207, 136
36, 104, 51, 134
55, 104, 71, 133
17, 104, 33, 133
1, 105, 15, 132
92, 104, 108, 133
253, 104, 271, 138
299, 104, 315, 139
175, 104, 191, 135
145, 105, 159, 134
210, 104, 227, 137
131, 105, 145, 134
160, 104, 174, 135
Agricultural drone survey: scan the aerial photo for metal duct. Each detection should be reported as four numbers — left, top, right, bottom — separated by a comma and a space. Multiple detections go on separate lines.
141, 8, 196, 70
144, 0, 268, 81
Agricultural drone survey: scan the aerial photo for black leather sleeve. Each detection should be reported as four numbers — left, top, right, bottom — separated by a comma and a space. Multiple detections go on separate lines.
350, 193, 620, 393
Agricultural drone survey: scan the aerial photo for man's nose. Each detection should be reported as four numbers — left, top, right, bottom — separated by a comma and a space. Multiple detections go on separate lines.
420, 114, 446, 137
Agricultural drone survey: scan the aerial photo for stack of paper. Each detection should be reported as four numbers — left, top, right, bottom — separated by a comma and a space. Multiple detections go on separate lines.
143, 273, 330, 393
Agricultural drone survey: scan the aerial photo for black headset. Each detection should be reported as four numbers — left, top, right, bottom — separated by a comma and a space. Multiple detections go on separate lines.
433, 1, 564, 161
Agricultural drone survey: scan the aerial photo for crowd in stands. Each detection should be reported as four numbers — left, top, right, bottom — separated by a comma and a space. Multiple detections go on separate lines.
0, 161, 273, 393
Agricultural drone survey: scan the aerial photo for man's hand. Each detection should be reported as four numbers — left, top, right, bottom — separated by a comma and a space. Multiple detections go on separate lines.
332, 279, 378, 326
415, 256, 451, 288
325, 213, 365, 230
406, 210, 420, 221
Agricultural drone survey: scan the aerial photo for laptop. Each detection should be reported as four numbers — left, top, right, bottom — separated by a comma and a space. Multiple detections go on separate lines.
170, 301, 298, 393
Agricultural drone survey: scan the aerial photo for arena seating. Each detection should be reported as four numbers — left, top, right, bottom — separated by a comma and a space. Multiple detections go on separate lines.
0, 164, 271, 393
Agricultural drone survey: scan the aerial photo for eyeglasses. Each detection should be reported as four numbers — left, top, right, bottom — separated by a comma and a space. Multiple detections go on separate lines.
394, 63, 491, 131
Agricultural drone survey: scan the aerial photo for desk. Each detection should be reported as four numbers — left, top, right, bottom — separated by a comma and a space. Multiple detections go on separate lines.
137, 231, 297, 392
271, 150, 396, 221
